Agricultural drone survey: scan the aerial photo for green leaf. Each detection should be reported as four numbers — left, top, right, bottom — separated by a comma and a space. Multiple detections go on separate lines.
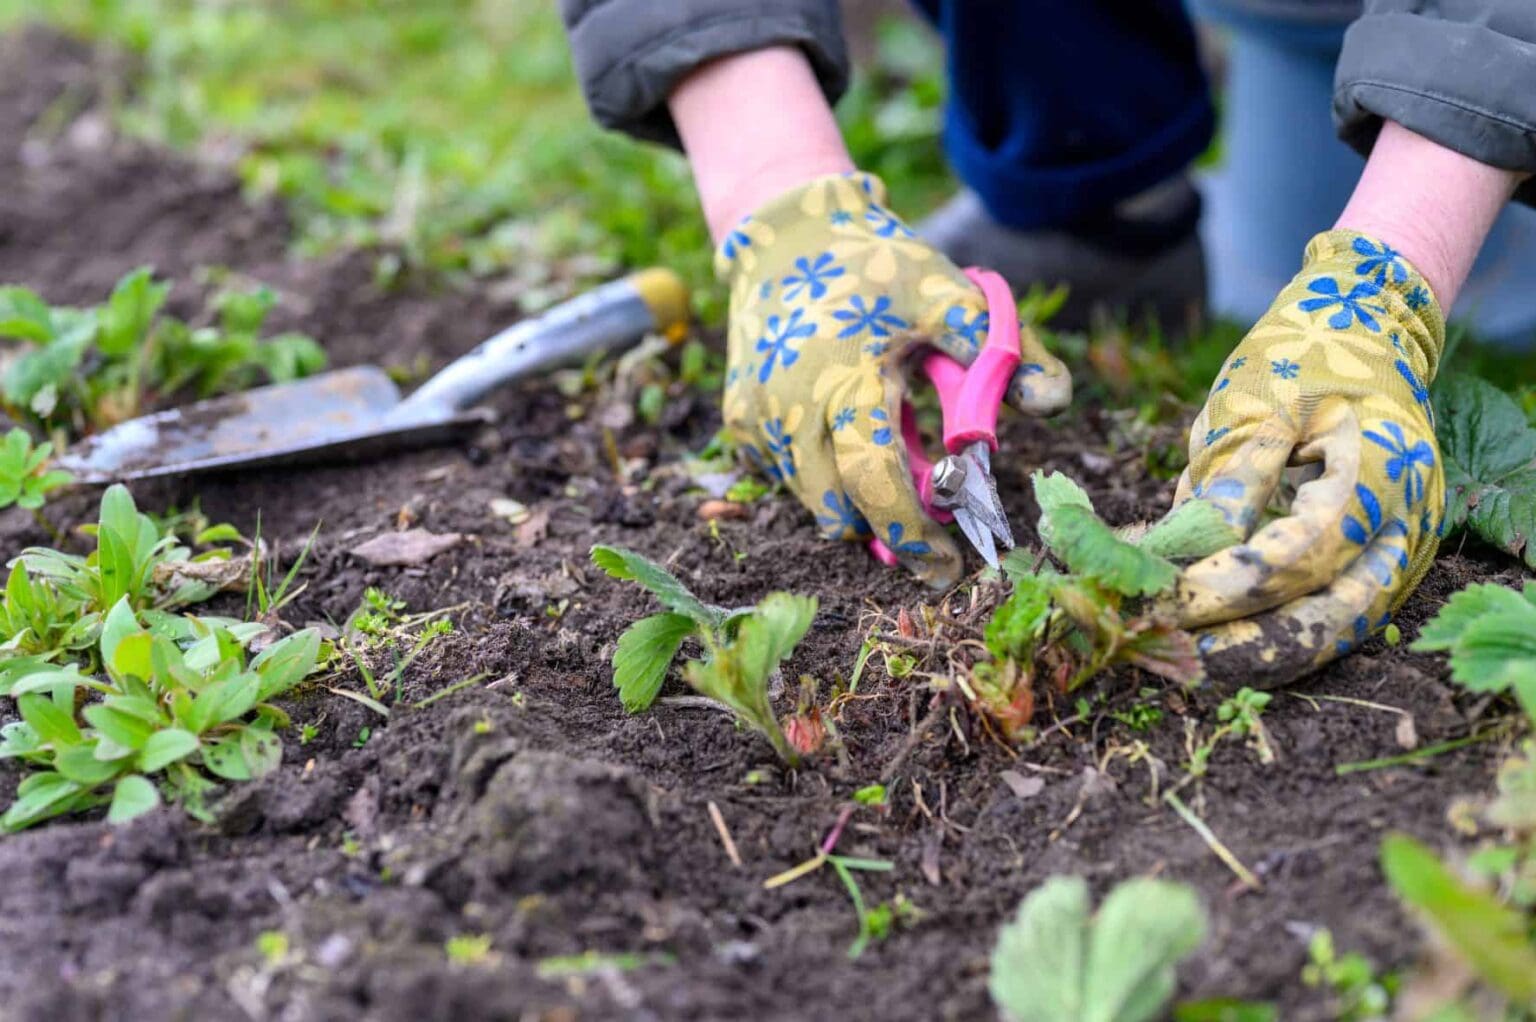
83, 703, 156, 751
1444, 610, 1536, 693
1084, 879, 1208, 1022
139, 728, 200, 772
1381, 833, 1536, 1002
989, 876, 1206, 1022
612, 612, 695, 712
239, 726, 282, 776
54, 742, 127, 785
1135, 500, 1242, 561
1434, 373, 1536, 568
17, 692, 82, 747
990, 876, 1089, 1022
1, 771, 86, 832
1411, 583, 1536, 652
107, 774, 161, 824
97, 267, 170, 357
251, 627, 322, 701
0, 286, 54, 342
1049, 506, 1177, 598
202, 736, 252, 781
985, 573, 1054, 661
100, 596, 141, 667
590, 545, 721, 626
1032, 472, 1178, 597
682, 592, 817, 762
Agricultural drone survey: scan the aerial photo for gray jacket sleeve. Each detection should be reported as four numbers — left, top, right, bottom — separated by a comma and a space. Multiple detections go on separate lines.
1335, 0, 1536, 205
559, 0, 849, 148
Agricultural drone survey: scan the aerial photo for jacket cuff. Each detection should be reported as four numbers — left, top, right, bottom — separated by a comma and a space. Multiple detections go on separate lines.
563, 2, 849, 148
1334, 11, 1536, 208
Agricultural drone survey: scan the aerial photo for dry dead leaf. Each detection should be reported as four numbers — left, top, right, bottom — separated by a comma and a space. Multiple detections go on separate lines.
998, 770, 1045, 800
1395, 712, 1419, 750
349, 528, 462, 567
152, 553, 254, 594
515, 506, 551, 548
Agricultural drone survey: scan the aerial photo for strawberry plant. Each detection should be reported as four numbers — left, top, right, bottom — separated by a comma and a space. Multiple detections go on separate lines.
1434, 373, 1536, 569
970, 471, 1240, 737
590, 544, 816, 764
0, 598, 324, 831
1411, 582, 1536, 724
0, 427, 71, 511
0, 267, 323, 437
989, 874, 1208, 1022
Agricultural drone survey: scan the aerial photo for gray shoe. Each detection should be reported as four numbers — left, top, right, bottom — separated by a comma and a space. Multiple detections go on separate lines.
918, 177, 1207, 333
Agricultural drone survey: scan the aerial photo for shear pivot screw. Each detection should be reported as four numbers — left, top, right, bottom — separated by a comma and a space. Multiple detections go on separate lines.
931, 457, 967, 501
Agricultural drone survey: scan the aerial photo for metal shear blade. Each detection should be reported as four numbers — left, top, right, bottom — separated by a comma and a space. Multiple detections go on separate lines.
950, 443, 1014, 569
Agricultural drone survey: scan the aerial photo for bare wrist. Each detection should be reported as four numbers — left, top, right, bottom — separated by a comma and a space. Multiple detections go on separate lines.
1334, 120, 1523, 309
668, 47, 854, 242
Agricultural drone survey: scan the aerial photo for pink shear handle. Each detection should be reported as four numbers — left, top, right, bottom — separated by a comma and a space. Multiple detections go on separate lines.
869, 267, 1018, 566
923, 267, 1021, 453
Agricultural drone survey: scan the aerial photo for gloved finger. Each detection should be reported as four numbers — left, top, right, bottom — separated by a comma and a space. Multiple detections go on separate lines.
792, 435, 872, 542
918, 278, 1072, 416
1177, 414, 1297, 538
828, 378, 963, 588
1177, 400, 1365, 629
1193, 528, 1403, 690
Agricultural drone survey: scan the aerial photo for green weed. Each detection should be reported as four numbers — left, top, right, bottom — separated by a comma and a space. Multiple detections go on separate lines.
0, 268, 322, 439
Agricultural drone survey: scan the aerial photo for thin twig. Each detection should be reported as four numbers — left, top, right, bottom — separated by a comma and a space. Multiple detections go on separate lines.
707, 801, 743, 868
1164, 791, 1260, 891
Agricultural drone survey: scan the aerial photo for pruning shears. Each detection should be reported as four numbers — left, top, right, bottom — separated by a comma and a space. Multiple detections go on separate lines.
871, 267, 1020, 571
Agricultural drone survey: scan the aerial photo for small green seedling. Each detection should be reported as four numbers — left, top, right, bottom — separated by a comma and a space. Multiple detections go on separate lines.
1434, 373, 1536, 570
1300, 928, 1395, 1021
1411, 582, 1536, 727
256, 931, 291, 965
591, 545, 816, 764
337, 589, 455, 711
1, 269, 323, 437
0, 599, 324, 831
444, 934, 495, 966
989, 874, 1208, 1022
763, 808, 894, 958
974, 472, 1240, 738
0, 428, 72, 512
1186, 688, 1274, 777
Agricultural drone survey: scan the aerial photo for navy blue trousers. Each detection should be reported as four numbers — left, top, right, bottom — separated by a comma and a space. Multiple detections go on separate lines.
911, 1, 1216, 230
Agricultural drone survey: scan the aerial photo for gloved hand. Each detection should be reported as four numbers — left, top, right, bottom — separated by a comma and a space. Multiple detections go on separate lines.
1170, 229, 1444, 686
717, 172, 1071, 587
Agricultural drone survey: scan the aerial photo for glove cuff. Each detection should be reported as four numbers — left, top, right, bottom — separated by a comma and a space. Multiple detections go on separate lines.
1299, 229, 1447, 382
712, 171, 889, 284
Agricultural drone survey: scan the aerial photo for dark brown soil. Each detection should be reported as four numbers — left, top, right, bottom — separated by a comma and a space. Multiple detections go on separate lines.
0, 26, 1528, 1022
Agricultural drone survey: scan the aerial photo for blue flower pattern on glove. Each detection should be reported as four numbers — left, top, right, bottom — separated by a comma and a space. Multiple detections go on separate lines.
869, 408, 893, 446
755, 309, 816, 383
883, 522, 930, 557
782, 253, 846, 303
864, 204, 914, 239
1270, 359, 1300, 380
817, 490, 871, 538
1364, 420, 1434, 507
944, 305, 989, 351
831, 407, 856, 431
763, 418, 796, 479
833, 295, 909, 340
1352, 237, 1408, 285
1298, 277, 1386, 331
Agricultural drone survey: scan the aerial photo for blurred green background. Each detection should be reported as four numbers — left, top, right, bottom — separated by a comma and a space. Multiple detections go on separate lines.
0, 0, 955, 323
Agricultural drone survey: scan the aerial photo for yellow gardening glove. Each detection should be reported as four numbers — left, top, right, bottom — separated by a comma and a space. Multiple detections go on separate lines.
717, 172, 1071, 587
1171, 229, 1444, 686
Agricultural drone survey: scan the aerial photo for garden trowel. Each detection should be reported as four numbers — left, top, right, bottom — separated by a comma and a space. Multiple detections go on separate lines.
55, 269, 689, 484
